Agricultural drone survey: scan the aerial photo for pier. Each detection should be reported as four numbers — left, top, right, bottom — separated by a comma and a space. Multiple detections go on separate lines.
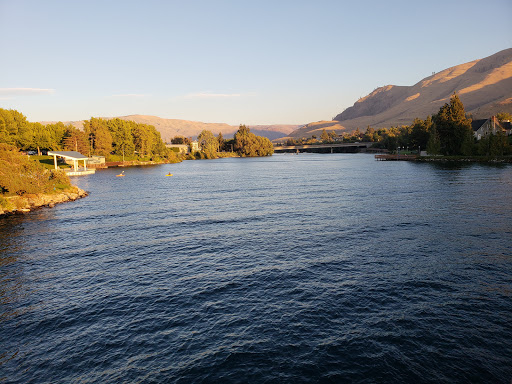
375, 154, 418, 161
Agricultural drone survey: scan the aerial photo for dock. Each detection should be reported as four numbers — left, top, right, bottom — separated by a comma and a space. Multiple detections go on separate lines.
65, 168, 96, 176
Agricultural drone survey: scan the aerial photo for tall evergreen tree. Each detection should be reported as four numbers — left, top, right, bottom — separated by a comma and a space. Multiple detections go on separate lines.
433, 93, 473, 155
217, 132, 224, 151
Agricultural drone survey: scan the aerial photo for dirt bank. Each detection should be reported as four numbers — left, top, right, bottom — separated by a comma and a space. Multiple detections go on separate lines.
0, 187, 88, 216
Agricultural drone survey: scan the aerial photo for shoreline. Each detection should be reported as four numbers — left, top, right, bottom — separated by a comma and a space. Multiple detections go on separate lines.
375, 154, 512, 163
0, 187, 88, 217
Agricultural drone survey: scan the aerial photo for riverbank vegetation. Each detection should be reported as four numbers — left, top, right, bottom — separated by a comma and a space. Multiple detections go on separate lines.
0, 143, 73, 196
0, 109, 274, 162
0, 109, 180, 162
282, 94, 512, 158
0, 143, 83, 213
173, 125, 273, 159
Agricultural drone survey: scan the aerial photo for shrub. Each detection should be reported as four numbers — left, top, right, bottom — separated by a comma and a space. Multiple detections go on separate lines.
0, 143, 72, 196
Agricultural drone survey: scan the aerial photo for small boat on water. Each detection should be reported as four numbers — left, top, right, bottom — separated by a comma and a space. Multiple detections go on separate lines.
165, 172, 173, 177
116, 171, 125, 177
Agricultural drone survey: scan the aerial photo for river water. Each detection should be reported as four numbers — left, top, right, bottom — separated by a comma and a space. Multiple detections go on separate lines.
1, 154, 511, 383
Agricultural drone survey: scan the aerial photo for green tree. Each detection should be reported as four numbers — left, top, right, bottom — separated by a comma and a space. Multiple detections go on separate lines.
217, 132, 225, 151
321, 129, 330, 143
0, 109, 17, 145
197, 130, 218, 158
107, 119, 135, 158
171, 136, 186, 144
234, 125, 273, 157
83, 118, 113, 156
433, 93, 474, 155
409, 116, 432, 150
0, 109, 34, 149
62, 126, 89, 154
496, 112, 512, 122
426, 125, 441, 155
0, 143, 72, 196
39, 122, 67, 151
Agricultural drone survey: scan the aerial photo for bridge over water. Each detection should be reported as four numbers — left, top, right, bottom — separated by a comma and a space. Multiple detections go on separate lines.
273, 142, 373, 154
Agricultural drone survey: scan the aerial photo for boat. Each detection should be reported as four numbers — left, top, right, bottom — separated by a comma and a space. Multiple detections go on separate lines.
116, 171, 125, 177
165, 173, 173, 176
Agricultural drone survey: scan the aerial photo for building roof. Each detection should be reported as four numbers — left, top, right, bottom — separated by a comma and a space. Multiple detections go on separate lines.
47, 151, 89, 160
471, 119, 488, 131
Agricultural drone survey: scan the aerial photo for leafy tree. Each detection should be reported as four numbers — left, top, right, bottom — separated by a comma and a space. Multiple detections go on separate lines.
426, 125, 441, 155
409, 116, 432, 150
107, 118, 135, 158
321, 129, 330, 143
0, 109, 17, 144
496, 112, 512, 122
171, 136, 185, 144
478, 131, 510, 156
83, 118, 113, 156
197, 130, 218, 158
0, 143, 72, 196
363, 126, 375, 142
38, 122, 67, 151
234, 125, 273, 157
0, 109, 34, 149
62, 126, 89, 154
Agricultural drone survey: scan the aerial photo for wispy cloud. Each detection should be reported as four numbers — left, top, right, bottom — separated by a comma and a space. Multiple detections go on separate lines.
0, 88, 55, 96
183, 92, 242, 99
110, 93, 150, 98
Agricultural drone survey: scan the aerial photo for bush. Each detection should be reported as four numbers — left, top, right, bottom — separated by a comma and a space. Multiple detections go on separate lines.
0, 143, 72, 196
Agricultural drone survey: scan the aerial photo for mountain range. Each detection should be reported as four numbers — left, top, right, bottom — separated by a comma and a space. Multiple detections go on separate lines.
42, 49, 511, 142
50, 116, 299, 142
285, 48, 512, 139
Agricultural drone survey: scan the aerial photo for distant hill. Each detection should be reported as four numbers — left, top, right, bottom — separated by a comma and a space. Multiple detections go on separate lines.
284, 48, 512, 139
40, 115, 299, 142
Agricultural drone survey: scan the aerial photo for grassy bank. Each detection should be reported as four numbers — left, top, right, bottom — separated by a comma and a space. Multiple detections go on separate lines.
0, 144, 80, 214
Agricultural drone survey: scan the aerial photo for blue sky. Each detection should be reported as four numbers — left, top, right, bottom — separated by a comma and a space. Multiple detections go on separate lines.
1, 0, 511, 125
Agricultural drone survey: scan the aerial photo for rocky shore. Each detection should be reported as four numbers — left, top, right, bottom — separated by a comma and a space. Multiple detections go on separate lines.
0, 187, 88, 216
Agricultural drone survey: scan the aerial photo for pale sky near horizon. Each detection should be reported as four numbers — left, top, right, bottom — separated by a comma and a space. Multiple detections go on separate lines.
1, 0, 511, 125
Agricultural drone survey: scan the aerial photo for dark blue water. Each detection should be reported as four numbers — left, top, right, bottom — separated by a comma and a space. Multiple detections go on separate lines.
1, 154, 511, 383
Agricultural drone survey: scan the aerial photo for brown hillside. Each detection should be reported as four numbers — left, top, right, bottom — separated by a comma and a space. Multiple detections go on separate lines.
286, 48, 512, 139
332, 48, 512, 131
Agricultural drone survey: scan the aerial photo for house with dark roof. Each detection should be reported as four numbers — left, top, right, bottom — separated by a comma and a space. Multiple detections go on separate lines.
472, 116, 511, 140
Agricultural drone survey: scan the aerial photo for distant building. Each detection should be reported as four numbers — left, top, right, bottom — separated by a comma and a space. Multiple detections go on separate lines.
472, 116, 511, 140
190, 140, 201, 152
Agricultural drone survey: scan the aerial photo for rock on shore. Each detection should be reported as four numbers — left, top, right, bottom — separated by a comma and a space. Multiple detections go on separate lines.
0, 187, 88, 216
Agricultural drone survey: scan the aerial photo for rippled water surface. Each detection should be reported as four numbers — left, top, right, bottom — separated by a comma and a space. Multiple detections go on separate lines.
1, 154, 511, 383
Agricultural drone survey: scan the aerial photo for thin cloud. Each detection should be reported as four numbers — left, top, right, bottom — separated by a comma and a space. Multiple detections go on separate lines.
183, 92, 242, 99
110, 93, 150, 98
0, 88, 55, 96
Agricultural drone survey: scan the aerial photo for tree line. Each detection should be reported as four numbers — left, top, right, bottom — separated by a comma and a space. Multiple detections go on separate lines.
0, 109, 174, 161
0, 109, 274, 161
284, 94, 512, 157
173, 125, 274, 159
